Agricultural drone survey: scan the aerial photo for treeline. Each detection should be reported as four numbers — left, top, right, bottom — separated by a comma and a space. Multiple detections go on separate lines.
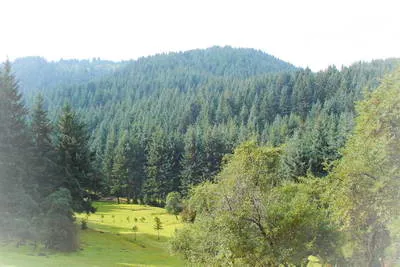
171, 69, 400, 266
12, 48, 399, 206
0, 61, 96, 251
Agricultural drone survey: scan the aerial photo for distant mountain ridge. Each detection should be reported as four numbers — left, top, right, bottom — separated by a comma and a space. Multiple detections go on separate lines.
124, 46, 297, 78
12, 46, 296, 98
12, 56, 123, 95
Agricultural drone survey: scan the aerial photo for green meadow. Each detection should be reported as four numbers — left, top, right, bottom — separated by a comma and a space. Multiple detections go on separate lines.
0, 202, 184, 267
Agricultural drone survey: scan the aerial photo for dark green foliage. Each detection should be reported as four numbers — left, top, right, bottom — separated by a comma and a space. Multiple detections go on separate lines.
0, 62, 82, 251
143, 129, 181, 205
41, 188, 78, 251
165, 192, 183, 215
80, 218, 88, 230
11, 48, 398, 205
56, 104, 95, 212
3, 47, 400, 263
0, 60, 39, 240
110, 131, 129, 202
31, 94, 53, 152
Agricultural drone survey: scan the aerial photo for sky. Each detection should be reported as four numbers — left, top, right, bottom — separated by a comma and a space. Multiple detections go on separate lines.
1, 0, 399, 71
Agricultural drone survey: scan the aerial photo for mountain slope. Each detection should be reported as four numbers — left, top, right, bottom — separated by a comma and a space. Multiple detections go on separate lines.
10, 47, 400, 204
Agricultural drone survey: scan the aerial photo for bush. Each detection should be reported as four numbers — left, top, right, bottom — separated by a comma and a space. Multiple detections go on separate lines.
165, 192, 183, 215
80, 218, 88, 230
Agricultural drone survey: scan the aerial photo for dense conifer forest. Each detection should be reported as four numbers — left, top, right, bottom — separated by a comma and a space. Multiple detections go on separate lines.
1, 46, 399, 266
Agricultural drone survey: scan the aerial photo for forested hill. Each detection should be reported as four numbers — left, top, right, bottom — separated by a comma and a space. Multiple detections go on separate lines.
13, 46, 295, 98
2, 47, 400, 264
10, 48, 400, 204
120, 46, 297, 79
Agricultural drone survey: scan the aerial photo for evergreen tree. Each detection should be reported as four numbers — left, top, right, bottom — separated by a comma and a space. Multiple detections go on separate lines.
111, 130, 130, 204
30, 94, 60, 196
179, 126, 204, 194
0, 60, 39, 240
102, 128, 116, 195
56, 104, 94, 213
153, 216, 163, 240
31, 94, 53, 153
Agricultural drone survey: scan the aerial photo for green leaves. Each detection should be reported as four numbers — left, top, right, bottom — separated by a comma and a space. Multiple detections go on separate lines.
329, 68, 400, 265
172, 141, 339, 265
165, 192, 183, 215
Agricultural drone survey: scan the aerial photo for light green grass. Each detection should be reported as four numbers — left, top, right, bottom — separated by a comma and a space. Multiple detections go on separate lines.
0, 202, 184, 267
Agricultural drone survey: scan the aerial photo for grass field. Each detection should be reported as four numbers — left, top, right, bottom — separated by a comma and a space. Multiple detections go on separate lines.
0, 202, 184, 267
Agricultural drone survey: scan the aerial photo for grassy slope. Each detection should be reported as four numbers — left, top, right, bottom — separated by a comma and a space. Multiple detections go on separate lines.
0, 202, 184, 267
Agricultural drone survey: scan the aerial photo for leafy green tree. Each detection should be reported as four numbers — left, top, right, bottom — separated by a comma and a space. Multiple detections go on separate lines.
165, 192, 183, 216
172, 141, 340, 265
329, 69, 400, 266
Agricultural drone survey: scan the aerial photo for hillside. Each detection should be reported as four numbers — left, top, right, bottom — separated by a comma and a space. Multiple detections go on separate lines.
13, 46, 295, 102
10, 48, 400, 202
1, 47, 400, 266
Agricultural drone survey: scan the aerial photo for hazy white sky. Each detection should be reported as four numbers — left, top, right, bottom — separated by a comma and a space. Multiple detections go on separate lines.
1, 0, 399, 71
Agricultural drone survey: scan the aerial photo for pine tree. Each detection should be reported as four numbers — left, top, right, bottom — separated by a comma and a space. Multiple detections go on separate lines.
179, 126, 204, 194
30, 94, 60, 196
153, 216, 163, 240
102, 128, 116, 195
31, 94, 53, 153
111, 130, 130, 204
0, 60, 39, 240
56, 104, 94, 213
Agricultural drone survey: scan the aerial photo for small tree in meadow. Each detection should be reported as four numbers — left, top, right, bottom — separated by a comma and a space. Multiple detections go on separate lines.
132, 225, 138, 240
153, 217, 163, 240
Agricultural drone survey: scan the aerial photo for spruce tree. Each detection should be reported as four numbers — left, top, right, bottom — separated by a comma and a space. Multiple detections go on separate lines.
111, 130, 130, 204
31, 94, 59, 196
56, 104, 94, 213
31, 94, 53, 153
102, 128, 116, 195
0, 60, 39, 240
179, 126, 204, 194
